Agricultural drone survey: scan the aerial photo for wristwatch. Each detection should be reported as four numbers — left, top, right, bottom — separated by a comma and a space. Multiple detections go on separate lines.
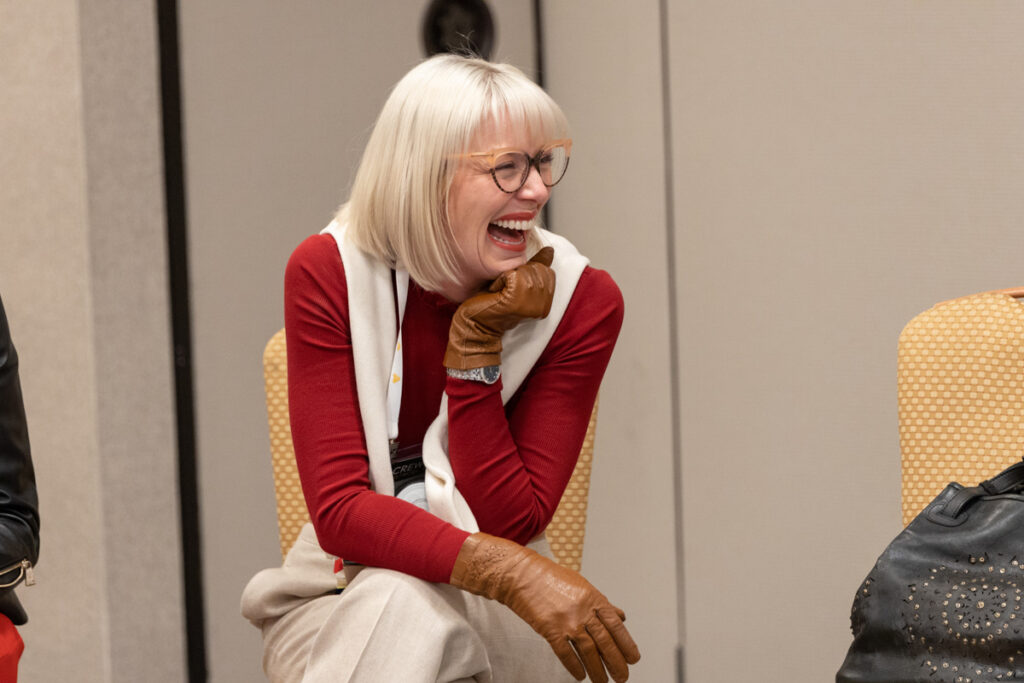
446, 365, 501, 385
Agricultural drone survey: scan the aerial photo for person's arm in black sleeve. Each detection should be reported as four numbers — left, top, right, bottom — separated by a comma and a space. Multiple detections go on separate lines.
0, 295, 39, 625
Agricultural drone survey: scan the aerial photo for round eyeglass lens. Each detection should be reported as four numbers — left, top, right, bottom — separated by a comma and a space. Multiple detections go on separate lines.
540, 144, 570, 188
492, 152, 530, 193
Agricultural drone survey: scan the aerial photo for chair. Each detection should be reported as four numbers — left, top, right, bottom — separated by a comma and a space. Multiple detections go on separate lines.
898, 287, 1024, 525
263, 328, 598, 571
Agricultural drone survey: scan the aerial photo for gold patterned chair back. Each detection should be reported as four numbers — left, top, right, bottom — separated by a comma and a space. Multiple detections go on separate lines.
898, 287, 1024, 526
263, 328, 598, 570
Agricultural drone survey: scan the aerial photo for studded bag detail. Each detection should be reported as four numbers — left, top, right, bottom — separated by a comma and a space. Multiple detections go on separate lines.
837, 459, 1024, 683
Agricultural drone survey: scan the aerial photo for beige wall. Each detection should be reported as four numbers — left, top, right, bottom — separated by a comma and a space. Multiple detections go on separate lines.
6, 2, 1024, 682
671, 3, 1024, 681
0, 0, 184, 680
545, 3, 681, 681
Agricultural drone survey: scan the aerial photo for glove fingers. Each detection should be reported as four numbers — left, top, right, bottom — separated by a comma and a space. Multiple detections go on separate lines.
513, 265, 555, 319
530, 246, 554, 267
535, 266, 555, 318
572, 632, 609, 683
488, 272, 509, 293
597, 607, 642, 664
485, 251, 556, 317
524, 268, 557, 319
586, 619, 630, 682
550, 636, 587, 681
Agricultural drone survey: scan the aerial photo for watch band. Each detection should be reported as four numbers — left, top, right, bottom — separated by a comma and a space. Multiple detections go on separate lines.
446, 365, 501, 385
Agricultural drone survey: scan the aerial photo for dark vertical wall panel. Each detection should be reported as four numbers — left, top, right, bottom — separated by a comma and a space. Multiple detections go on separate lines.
156, 0, 206, 680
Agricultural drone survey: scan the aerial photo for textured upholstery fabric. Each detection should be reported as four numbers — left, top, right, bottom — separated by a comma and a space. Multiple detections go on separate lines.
898, 289, 1024, 526
263, 328, 597, 570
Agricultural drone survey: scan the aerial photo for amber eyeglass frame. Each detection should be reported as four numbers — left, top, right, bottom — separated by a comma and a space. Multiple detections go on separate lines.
460, 138, 573, 194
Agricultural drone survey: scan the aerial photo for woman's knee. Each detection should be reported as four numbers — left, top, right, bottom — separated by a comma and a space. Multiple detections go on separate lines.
303, 569, 491, 682
341, 567, 471, 629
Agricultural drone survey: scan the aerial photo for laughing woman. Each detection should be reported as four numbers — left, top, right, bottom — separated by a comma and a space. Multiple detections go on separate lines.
242, 55, 640, 683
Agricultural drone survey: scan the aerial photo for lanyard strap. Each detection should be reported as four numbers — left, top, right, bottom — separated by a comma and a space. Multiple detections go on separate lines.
386, 269, 409, 442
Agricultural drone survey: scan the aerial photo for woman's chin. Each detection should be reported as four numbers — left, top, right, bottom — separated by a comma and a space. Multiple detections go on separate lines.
490, 253, 528, 276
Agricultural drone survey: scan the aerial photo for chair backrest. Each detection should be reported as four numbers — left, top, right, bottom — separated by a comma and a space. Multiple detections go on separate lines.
263, 328, 598, 571
898, 287, 1024, 526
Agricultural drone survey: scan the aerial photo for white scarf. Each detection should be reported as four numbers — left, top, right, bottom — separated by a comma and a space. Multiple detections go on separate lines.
322, 220, 589, 531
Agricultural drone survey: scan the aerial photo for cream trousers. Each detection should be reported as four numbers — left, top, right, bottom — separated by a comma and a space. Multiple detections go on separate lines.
242, 524, 575, 683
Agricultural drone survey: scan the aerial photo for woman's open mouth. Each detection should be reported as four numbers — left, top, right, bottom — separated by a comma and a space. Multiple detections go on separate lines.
486, 218, 532, 250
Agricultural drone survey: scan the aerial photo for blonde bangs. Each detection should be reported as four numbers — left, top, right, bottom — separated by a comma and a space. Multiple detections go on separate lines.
482, 74, 569, 147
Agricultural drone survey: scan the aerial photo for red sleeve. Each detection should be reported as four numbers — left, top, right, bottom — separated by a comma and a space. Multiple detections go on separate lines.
285, 234, 469, 583
446, 267, 625, 544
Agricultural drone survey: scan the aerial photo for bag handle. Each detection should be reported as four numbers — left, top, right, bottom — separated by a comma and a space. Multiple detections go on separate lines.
994, 286, 1024, 299
934, 458, 1024, 520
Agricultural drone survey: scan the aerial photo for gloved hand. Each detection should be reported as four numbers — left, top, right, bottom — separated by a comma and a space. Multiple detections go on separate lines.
450, 532, 641, 683
443, 247, 556, 370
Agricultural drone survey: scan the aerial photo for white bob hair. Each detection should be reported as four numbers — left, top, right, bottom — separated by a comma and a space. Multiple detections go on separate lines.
338, 54, 569, 293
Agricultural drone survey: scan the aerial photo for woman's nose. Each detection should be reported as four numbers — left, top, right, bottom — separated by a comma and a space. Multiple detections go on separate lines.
517, 164, 550, 202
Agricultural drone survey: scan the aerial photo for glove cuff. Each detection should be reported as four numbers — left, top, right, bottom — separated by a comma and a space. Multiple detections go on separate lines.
445, 310, 503, 370
443, 344, 501, 370
449, 532, 528, 602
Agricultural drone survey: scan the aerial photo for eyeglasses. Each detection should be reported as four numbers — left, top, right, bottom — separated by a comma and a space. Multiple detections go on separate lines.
462, 139, 572, 194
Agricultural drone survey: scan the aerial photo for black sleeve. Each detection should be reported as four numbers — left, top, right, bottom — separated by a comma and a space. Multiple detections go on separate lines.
0, 295, 40, 579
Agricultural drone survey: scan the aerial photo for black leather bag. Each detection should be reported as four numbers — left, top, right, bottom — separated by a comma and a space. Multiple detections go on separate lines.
0, 295, 39, 626
837, 459, 1024, 682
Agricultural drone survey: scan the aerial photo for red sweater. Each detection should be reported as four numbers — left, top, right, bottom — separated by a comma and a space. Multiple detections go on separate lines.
285, 234, 624, 583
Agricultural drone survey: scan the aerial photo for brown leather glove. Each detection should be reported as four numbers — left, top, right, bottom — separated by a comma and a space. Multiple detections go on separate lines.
443, 247, 556, 370
450, 532, 641, 683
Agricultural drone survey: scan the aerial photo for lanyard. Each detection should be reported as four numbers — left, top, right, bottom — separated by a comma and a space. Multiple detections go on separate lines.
386, 269, 409, 442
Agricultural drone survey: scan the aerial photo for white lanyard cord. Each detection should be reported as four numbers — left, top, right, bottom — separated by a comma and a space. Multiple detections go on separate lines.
386, 269, 409, 442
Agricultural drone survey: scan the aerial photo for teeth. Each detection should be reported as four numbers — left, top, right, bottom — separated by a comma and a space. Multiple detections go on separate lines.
490, 231, 524, 245
492, 218, 535, 231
